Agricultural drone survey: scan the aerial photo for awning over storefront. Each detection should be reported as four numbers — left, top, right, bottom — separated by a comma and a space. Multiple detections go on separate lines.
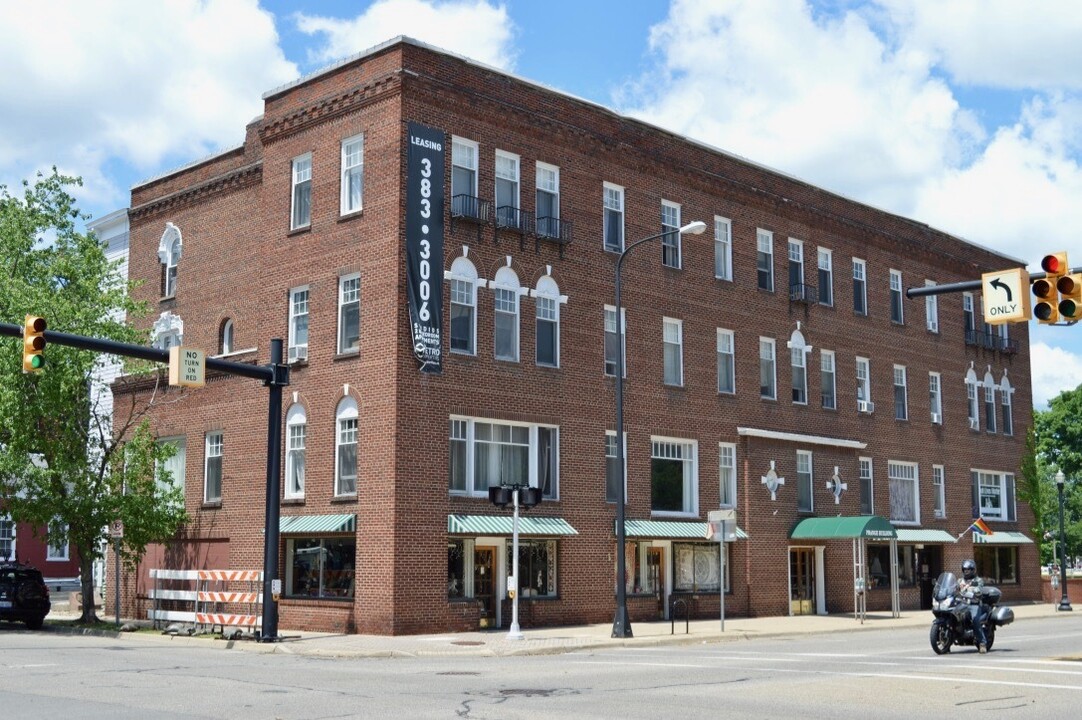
894, 529, 958, 543
622, 519, 748, 540
790, 515, 896, 540
447, 514, 578, 536
974, 531, 1034, 545
280, 513, 356, 534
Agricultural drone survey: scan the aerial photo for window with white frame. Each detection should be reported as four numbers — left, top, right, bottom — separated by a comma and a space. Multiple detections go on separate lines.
285, 404, 306, 499
604, 305, 626, 376
0, 516, 13, 561
204, 431, 223, 503
973, 470, 1016, 521
997, 323, 1009, 350
535, 162, 560, 237
719, 443, 737, 508
856, 356, 871, 408
335, 397, 358, 496
674, 542, 728, 593
494, 150, 520, 228
788, 239, 804, 296
535, 276, 560, 367
451, 137, 478, 217
220, 319, 234, 355
788, 328, 809, 404
155, 436, 186, 507
983, 369, 997, 433
975, 545, 1018, 585
925, 280, 939, 332
605, 431, 627, 504
663, 317, 683, 386
797, 450, 814, 512
448, 255, 478, 355
507, 539, 557, 597
859, 457, 874, 515
760, 337, 777, 399
715, 216, 732, 280
853, 258, 867, 315
651, 437, 697, 515
46, 519, 68, 561
340, 133, 364, 215
965, 365, 980, 430
493, 266, 521, 362
288, 287, 309, 362
1001, 374, 1013, 435
888, 461, 919, 524
159, 223, 182, 298
448, 417, 559, 499
338, 273, 360, 354
291, 153, 312, 230
151, 311, 183, 351
963, 292, 976, 340
757, 229, 774, 291
933, 465, 946, 518
893, 365, 908, 421
929, 372, 943, 423
717, 328, 735, 394
662, 200, 681, 268
890, 269, 904, 324
821, 350, 836, 409
604, 183, 625, 252
818, 248, 833, 306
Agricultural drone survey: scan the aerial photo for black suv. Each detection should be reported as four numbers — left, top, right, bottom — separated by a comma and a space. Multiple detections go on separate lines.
0, 562, 51, 630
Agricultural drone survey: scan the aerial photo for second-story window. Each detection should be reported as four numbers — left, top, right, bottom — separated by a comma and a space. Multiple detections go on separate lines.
495, 150, 520, 229
965, 365, 981, 431
536, 163, 560, 237
929, 372, 943, 424
856, 356, 871, 410
760, 337, 777, 399
720, 443, 737, 507
757, 229, 774, 291
493, 266, 521, 362
663, 317, 683, 386
933, 465, 946, 519
821, 350, 836, 409
818, 248, 833, 306
288, 287, 309, 363
604, 183, 624, 252
715, 216, 732, 281
291, 154, 312, 230
604, 305, 626, 376
890, 269, 904, 324
662, 200, 681, 268
285, 404, 306, 499
1001, 374, 1014, 436
448, 255, 478, 355
925, 280, 939, 332
451, 137, 478, 218
335, 397, 358, 497
788, 328, 809, 404
717, 328, 735, 394
984, 369, 997, 433
893, 365, 908, 420
788, 239, 804, 297
859, 457, 874, 514
204, 431, 223, 504
797, 450, 813, 512
853, 258, 867, 316
535, 276, 561, 368
338, 273, 360, 354
340, 134, 364, 215
220, 319, 234, 355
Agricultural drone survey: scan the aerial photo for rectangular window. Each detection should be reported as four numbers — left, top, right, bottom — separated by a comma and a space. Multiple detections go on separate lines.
925, 280, 939, 332
715, 216, 732, 280
888, 461, 919, 525
890, 269, 904, 324
933, 465, 946, 519
604, 183, 625, 252
535, 162, 560, 238
760, 337, 776, 399
818, 248, 833, 306
1002, 386, 1013, 436
204, 431, 223, 503
853, 258, 867, 315
963, 292, 975, 341
893, 365, 908, 421
156, 436, 186, 507
338, 274, 360, 354
788, 239, 804, 296
494, 150, 520, 229
46, 520, 68, 561
974, 545, 1018, 585
859, 457, 873, 515
336, 416, 357, 496
0, 516, 13, 561
663, 317, 683, 386
867, 544, 917, 589
536, 295, 559, 367
494, 286, 519, 362
856, 356, 871, 409
984, 384, 997, 433
288, 287, 309, 362
791, 343, 807, 404
757, 229, 774, 291
674, 542, 727, 593
973, 470, 1016, 522
340, 134, 364, 215
291, 154, 312, 230
797, 450, 813, 512
967, 381, 980, 430
606, 432, 626, 504
454, 418, 559, 499
451, 137, 478, 217
507, 539, 558, 597
286, 537, 355, 599
447, 538, 474, 599
929, 372, 942, 424
717, 328, 735, 394
604, 305, 626, 376
719, 443, 737, 508
450, 278, 476, 355
286, 421, 306, 499
661, 200, 681, 268
651, 438, 697, 515
821, 350, 836, 409
449, 419, 468, 493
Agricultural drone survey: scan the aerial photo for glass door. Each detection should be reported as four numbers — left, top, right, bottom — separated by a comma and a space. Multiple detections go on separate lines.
789, 548, 816, 615
474, 547, 495, 628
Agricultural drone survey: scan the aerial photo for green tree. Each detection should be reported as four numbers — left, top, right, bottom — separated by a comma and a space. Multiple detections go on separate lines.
1034, 386, 1082, 566
0, 170, 187, 623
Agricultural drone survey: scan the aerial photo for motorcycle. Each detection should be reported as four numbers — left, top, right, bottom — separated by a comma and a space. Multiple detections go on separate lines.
929, 571, 1014, 654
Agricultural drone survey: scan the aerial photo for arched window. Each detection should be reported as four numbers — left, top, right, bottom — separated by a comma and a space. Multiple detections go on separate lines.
335, 396, 358, 497
220, 319, 234, 355
786, 326, 811, 405
534, 274, 562, 367
1000, 372, 1014, 436
983, 368, 997, 433
492, 264, 521, 362
285, 404, 306, 499
446, 253, 478, 355
964, 364, 981, 431
158, 223, 182, 298
152, 311, 183, 351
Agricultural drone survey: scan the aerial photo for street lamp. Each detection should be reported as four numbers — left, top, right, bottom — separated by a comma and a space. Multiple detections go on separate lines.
1055, 470, 1073, 611
612, 220, 707, 639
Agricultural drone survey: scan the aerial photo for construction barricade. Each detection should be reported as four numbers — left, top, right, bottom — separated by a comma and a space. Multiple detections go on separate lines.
149, 569, 262, 636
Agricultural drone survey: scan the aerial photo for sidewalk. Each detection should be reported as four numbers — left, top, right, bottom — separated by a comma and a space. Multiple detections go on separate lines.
44, 602, 1073, 658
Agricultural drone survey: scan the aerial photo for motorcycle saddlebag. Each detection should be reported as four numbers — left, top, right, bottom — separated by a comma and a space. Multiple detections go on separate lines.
991, 606, 1015, 626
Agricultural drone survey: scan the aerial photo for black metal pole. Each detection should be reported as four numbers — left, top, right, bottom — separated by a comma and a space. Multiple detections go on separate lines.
1059, 477, 1073, 611
260, 339, 285, 640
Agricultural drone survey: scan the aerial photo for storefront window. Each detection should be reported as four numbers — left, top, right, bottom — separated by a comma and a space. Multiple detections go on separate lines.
285, 537, 355, 599
447, 539, 475, 599
505, 539, 556, 598
975, 545, 1018, 584
866, 543, 916, 588
673, 542, 728, 593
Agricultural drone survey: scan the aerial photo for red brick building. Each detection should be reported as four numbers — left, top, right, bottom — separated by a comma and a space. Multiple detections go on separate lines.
114, 37, 1040, 635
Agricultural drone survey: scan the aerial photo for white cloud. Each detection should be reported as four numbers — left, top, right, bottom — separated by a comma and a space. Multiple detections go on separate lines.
1031, 341, 1082, 408
296, 0, 516, 70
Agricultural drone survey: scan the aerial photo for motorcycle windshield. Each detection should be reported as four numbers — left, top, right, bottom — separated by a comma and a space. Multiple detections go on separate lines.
933, 572, 958, 601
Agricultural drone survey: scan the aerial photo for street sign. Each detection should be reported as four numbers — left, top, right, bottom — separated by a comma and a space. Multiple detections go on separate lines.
109, 520, 124, 539
168, 346, 206, 387
981, 268, 1031, 325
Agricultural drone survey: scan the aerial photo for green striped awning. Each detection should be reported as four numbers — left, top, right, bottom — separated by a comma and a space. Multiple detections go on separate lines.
279, 514, 356, 534
973, 530, 1034, 545
622, 519, 748, 540
790, 515, 896, 540
448, 514, 578, 536
894, 529, 958, 544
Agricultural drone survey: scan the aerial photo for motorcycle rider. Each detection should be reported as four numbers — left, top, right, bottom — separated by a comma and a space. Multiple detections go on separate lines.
959, 559, 988, 653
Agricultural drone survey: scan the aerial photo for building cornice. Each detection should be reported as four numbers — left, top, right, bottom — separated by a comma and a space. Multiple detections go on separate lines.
130, 161, 263, 221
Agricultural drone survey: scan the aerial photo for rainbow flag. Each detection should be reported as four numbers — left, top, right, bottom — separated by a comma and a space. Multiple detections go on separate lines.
968, 517, 994, 536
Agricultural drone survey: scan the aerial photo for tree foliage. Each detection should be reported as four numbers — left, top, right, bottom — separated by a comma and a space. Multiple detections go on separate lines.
1033, 385, 1082, 564
0, 170, 187, 622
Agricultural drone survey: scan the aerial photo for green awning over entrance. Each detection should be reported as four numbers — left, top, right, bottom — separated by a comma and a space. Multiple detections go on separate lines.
623, 519, 748, 540
974, 531, 1034, 545
790, 515, 897, 540
280, 513, 356, 534
894, 529, 958, 543
448, 514, 578, 536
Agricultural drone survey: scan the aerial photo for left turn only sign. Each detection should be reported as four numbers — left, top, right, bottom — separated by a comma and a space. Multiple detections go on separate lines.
981, 268, 1031, 325
168, 346, 206, 387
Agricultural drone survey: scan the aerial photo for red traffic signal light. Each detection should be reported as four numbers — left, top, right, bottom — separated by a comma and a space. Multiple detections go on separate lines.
1042, 252, 1068, 275
22, 315, 46, 373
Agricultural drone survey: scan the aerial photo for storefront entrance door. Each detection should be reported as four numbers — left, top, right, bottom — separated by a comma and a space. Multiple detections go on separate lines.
789, 548, 816, 615
647, 548, 665, 618
474, 547, 495, 628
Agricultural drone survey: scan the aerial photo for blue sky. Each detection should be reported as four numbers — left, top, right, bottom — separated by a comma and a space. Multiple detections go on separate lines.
2, 0, 1081, 406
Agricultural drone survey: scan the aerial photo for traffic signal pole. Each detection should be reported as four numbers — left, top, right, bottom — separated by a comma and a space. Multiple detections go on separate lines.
1, 320, 289, 640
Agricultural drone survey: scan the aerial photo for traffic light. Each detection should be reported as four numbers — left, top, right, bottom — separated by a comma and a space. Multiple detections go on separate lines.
22, 315, 46, 373
1059, 273, 1082, 321
1034, 252, 1069, 324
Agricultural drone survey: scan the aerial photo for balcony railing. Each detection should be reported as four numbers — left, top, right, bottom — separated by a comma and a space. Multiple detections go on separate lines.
965, 329, 1018, 354
789, 283, 818, 304
535, 216, 573, 259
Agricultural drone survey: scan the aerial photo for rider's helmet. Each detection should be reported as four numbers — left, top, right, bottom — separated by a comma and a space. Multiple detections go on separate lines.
961, 559, 977, 581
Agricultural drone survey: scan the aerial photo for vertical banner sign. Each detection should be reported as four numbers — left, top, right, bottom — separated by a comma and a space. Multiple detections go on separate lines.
405, 122, 445, 374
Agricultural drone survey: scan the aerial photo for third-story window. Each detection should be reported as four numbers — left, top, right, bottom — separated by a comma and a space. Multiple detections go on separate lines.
859, 457, 874, 515
821, 350, 836, 409
662, 200, 681, 268
535, 276, 560, 367
856, 356, 871, 409
797, 450, 813, 512
604, 183, 625, 252
719, 443, 737, 507
604, 305, 626, 376
925, 280, 939, 332
288, 287, 309, 363
788, 239, 804, 297
159, 224, 182, 298
853, 258, 867, 315
338, 274, 360, 354
663, 317, 683, 386
535, 162, 560, 237
760, 337, 776, 399
651, 438, 698, 515
890, 269, 904, 324
929, 371, 943, 424
893, 365, 908, 420
818, 248, 833, 306
451, 137, 478, 217
204, 431, 223, 503
340, 134, 364, 215
963, 292, 975, 341
495, 150, 520, 228
291, 154, 312, 230
335, 397, 358, 497
717, 328, 735, 394
757, 229, 774, 291
715, 216, 732, 280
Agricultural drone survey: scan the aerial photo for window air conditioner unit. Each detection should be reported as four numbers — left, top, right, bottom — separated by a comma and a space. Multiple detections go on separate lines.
969, 417, 980, 431
931, 412, 942, 425
858, 400, 874, 414
288, 346, 308, 363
